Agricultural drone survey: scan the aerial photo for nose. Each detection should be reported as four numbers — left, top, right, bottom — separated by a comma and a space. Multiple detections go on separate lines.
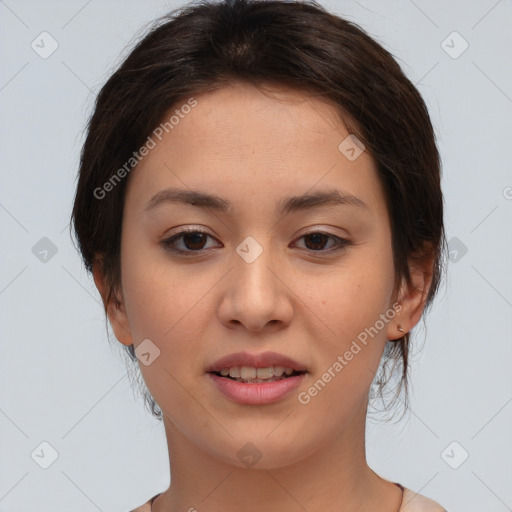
217, 239, 294, 333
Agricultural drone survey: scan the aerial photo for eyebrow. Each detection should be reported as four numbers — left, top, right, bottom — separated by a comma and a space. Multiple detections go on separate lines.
144, 187, 369, 215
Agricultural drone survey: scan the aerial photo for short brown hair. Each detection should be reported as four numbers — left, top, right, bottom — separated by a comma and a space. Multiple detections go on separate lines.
71, 0, 447, 421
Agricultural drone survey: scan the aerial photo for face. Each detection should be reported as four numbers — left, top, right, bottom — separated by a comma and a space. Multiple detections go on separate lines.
104, 82, 408, 469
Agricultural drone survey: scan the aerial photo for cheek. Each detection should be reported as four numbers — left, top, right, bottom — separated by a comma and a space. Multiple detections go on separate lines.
293, 240, 395, 404
119, 248, 216, 411
124, 268, 191, 339
121, 243, 221, 354
294, 267, 391, 423
303, 251, 394, 341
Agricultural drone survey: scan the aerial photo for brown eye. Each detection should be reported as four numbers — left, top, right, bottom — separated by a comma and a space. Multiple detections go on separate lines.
181, 232, 208, 250
161, 229, 220, 255
295, 232, 351, 253
303, 233, 330, 251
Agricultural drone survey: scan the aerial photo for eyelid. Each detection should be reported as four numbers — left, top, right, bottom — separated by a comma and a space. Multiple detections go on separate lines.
297, 225, 347, 238
164, 225, 213, 237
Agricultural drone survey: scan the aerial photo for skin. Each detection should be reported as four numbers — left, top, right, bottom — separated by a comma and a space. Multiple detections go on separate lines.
93, 81, 433, 512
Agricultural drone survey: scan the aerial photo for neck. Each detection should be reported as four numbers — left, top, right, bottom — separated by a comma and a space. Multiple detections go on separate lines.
152, 399, 402, 512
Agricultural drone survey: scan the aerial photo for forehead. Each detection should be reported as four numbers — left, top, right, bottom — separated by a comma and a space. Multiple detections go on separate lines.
178, 81, 353, 151
125, 81, 387, 218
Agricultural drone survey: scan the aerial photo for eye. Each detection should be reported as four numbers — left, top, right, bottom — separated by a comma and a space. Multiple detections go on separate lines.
161, 228, 221, 255
161, 228, 351, 256
293, 231, 351, 253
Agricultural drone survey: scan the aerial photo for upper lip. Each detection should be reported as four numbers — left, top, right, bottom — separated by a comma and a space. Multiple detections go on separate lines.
206, 351, 307, 373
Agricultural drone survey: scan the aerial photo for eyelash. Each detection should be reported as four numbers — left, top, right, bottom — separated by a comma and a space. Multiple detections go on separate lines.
161, 227, 352, 256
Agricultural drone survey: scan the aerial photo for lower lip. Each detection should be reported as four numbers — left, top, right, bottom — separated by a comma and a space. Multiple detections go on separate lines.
207, 372, 306, 405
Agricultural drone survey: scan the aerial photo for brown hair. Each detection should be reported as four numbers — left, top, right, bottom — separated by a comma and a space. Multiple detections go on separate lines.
71, 0, 447, 421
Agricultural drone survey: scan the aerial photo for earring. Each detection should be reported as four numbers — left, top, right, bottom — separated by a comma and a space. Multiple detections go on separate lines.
389, 325, 405, 342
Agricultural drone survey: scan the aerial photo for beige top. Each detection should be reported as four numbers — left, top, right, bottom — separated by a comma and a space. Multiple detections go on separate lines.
130, 485, 447, 511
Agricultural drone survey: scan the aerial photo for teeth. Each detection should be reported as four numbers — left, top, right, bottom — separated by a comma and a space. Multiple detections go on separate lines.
217, 366, 298, 380
240, 367, 257, 379
256, 367, 273, 379
273, 366, 284, 377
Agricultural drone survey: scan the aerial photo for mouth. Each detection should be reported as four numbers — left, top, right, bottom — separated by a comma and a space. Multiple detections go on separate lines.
206, 350, 307, 376
207, 368, 307, 405
209, 368, 307, 384
205, 351, 308, 403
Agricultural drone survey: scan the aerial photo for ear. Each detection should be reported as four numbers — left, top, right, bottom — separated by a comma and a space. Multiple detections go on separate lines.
386, 251, 435, 341
92, 259, 133, 346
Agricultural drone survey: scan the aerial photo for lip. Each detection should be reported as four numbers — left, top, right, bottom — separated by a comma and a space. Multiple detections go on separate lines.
205, 350, 307, 373
208, 372, 306, 405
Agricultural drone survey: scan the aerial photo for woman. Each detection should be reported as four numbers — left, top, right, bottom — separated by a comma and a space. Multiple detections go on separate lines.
71, 0, 448, 510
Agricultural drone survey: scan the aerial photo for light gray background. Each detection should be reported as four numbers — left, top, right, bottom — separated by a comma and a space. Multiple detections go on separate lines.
1, 0, 511, 511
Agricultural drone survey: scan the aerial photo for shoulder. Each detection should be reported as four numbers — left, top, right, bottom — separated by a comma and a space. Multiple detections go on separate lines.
129, 492, 160, 512
129, 488, 446, 512
400, 487, 447, 511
